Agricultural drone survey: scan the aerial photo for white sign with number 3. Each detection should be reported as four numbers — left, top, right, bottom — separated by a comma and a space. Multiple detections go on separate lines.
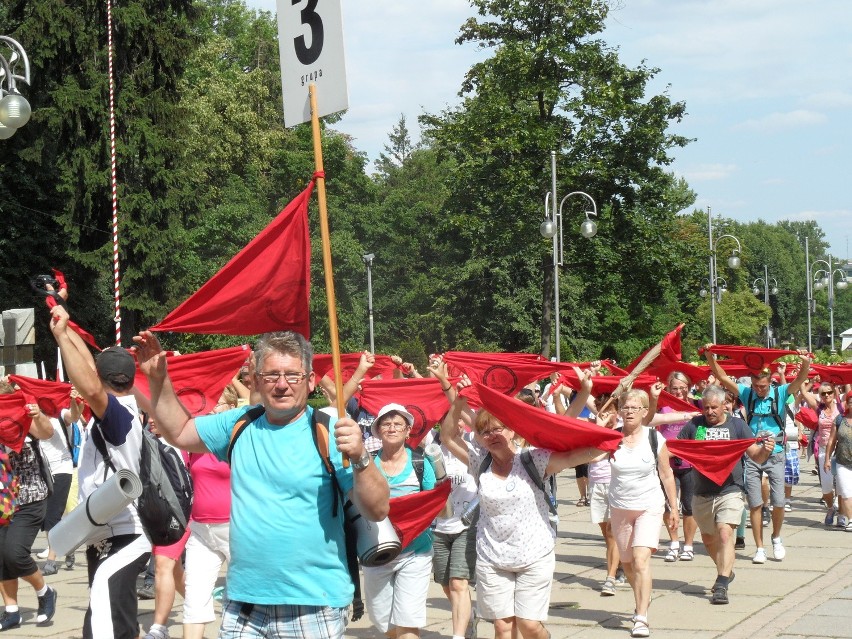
277, 0, 348, 128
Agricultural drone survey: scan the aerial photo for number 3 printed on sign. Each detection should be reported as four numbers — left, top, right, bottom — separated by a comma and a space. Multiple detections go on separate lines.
293, 0, 324, 65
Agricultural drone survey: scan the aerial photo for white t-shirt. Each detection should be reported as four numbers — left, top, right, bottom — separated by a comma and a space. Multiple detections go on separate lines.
608, 426, 665, 511
468, 441, 554, 569
40, 411, 74, 475
435, 442, 477, 535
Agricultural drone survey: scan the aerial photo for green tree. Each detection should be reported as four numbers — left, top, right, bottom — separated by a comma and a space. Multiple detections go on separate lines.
420, 0, 695, 359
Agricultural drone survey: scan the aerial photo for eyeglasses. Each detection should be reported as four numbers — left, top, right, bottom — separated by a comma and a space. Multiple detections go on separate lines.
620, 406, 645, 413
257, 371, 308, 385
819, 391, 834, 397
380, 422, 409, 432
479, 427, 506, 438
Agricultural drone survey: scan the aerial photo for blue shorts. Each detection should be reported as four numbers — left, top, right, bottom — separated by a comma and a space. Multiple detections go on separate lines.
219, 601, 348, 639
785, 449, 800, 486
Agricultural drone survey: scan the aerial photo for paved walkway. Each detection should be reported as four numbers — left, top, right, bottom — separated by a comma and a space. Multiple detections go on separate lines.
5, 462, 851, 638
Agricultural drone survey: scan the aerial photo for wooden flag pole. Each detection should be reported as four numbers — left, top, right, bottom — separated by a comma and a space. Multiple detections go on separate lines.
309, 83, 349, 466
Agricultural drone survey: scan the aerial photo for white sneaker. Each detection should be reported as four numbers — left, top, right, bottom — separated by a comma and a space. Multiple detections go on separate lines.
752, 548, 767, 564
771, 537, 786, 561
36, 548, 49, 560
784, 501, 792, 512
143, 625, 170, 639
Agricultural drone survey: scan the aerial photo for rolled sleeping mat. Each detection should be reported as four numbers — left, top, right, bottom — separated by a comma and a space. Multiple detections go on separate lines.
344, 500, 401, 567
48, 469, 143, 558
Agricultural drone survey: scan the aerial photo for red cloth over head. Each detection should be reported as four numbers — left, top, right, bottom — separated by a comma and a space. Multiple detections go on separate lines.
152, 181, 314, 336
809, 364, 852, 385
0, 392, 31, 453
644, 361, 712, 385
388, 481, 452, 549
133, 345, 250, 416
358, 378, 450, 447
665, 438, 756, 486
557, 373, 658, 395
474, 383, 623, 453
8, 376, 72, 419
601, 360, 629, 375
313, 354, 397, 384
443, 352, 559, 398
702, 345, 798, 375
656, 390, 701, 413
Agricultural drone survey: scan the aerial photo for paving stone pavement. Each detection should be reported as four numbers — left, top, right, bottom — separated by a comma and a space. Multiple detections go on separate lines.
5, 460, 851, 638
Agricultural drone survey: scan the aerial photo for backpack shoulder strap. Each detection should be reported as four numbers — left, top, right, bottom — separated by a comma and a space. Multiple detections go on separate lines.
473, 452, 492, 487
746, 388, 757, 425
520, 448, 557, 516
649, 427, 659, 470
309, 408, 342, 518
226, 405, 266, 465
410, 446, 425, 490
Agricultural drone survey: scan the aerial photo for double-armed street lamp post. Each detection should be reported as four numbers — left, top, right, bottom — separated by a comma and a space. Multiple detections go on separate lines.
752, 265, 779, 348
700, 206, 742, 343
812, 255, 848, 354
0, 36, 32, 139
362, 253, 376, 354
539, 151, 598, 362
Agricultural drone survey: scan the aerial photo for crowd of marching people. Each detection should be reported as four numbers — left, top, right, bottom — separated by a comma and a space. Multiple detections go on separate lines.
2, 316, 852, 639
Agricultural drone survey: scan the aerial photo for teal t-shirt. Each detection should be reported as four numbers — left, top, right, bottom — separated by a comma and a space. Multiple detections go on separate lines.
738, 383, 790, 454
196, 406, 354, 607
376, 447, 436, 554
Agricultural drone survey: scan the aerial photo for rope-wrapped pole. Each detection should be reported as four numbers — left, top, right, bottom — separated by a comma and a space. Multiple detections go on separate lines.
106, 0, 121, 345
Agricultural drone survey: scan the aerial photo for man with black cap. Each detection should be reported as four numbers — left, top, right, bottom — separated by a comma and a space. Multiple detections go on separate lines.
50, 306, 151, 639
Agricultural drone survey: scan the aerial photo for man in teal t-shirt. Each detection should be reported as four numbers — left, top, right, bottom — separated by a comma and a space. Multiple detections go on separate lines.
133, 330, 390, 639
705, 345, 811, 567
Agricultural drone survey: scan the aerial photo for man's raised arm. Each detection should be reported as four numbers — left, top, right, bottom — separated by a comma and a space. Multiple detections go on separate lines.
703, 344, 739, 397
132, 330, 208, 453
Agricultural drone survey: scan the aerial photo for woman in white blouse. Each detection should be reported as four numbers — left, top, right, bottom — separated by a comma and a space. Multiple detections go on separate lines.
441, 384, 602, 639
605, 389, 679, 638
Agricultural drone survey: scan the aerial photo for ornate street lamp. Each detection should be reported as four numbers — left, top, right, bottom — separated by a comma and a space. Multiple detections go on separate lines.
812, 255, 848, 354
704, 206, 742, 343
0, 36, 32, 140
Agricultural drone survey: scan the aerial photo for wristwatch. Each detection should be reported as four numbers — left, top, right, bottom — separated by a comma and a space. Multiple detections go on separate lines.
351, 451, 372, 471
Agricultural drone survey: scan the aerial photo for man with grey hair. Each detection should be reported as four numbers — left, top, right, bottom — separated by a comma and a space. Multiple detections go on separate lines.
677, 384, 772, 605
133, 329, 389, 639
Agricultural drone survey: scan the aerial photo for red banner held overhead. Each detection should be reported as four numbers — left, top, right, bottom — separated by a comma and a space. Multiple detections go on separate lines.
702, 345, 798, 375
8, 376, 72, 419
132, 346, 250, 416
358, 378, 451, 447
152, 181, 314, 337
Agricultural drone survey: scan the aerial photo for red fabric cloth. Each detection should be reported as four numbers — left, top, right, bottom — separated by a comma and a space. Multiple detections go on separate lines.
152, 181, 314, 336
664, 438, 757, 486
44, 295, 100, 351
8, 376, 71, 419
602, 360, 629, 375
626, 324, 684, 372
388, 481, 452, 549
313, 354, 398, 384
557, 373, 658, 395
702, 345, 798, 375
443, 352, 562, 398
796, 406, 818, 430
133, 345, 250, 416
474, 383, 623, 453
656, 390, 701, 413
357, 378, 450, 447
0, 392, 31, 453
809, 364, 852, 385
643, 361, 712, 385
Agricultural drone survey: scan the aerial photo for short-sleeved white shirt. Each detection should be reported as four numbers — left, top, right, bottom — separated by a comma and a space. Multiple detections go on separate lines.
435, 442, 477, 535
608, 426, 665, 511
468, 441, 553, 569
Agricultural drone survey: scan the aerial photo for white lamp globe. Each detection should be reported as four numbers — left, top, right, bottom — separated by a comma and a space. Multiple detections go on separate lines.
0, 92, 31, 129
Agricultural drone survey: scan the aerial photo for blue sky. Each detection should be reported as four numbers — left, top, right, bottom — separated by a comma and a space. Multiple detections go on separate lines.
251, 1, 852, 260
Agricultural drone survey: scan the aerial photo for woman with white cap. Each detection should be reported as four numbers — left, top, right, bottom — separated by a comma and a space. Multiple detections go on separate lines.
362, 403, 437, 639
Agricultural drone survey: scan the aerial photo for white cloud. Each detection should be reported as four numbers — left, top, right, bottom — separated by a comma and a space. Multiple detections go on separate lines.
681, 163, 738, 182
733, 110, 827, 133
802, 91, 852, 110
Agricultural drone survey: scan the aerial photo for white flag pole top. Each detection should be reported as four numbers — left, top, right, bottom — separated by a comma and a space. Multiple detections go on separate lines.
278, 0, 349, 128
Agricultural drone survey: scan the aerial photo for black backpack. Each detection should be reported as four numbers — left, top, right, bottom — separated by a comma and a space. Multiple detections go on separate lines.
94, 425, 194, 546
373, 446, 425, 489
227, 406, 365, 621
745, 385, 784, 430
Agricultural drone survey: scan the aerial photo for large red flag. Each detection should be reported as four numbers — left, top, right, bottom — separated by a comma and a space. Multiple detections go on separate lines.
627, 324, 684, 372
358, 378, 451, 447
443, 352, 561, 397
474, 383, 623, 453
152, 181, 314, 337
44, 294, 100, 351
665, 438, 756, 486
0, 392, 31, 453
8, 376, 72, 418
132, 346, 250, 416
702, 345, 798, 375
388, 481, 452, 549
